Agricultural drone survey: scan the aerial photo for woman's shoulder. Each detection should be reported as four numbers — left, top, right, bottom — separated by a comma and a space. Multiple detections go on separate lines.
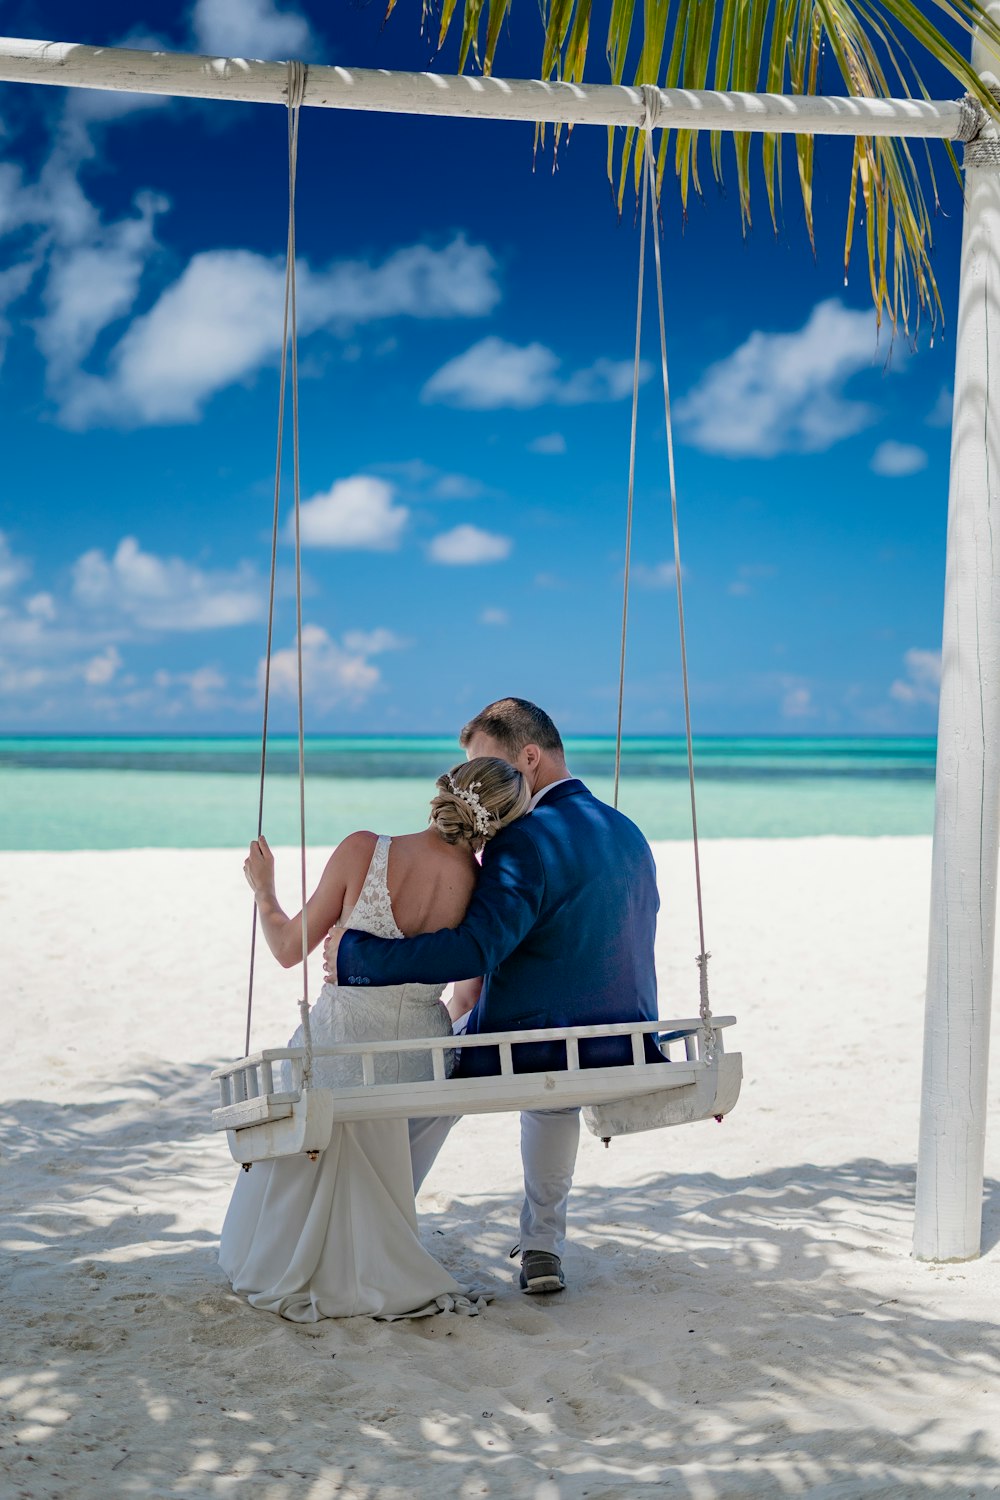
333, 829, 380, 871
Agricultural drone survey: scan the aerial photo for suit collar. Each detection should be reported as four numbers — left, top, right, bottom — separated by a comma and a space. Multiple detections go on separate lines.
530, 777, 586, 808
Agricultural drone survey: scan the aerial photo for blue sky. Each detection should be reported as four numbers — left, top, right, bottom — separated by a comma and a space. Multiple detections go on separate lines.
0, 0, 968, 734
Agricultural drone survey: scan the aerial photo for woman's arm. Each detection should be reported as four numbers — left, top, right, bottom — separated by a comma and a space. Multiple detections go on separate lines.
244, 831, 373, 969
447, 976, 483, 1023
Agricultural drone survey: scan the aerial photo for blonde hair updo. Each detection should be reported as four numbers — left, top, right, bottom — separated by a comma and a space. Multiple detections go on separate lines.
429, 756, 531, 853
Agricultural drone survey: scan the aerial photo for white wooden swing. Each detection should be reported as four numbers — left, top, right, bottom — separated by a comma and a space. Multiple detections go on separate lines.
211, 66, 742, 1166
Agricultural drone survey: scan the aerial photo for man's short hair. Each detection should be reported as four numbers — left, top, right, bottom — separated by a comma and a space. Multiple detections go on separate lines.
460, 698, 564, 760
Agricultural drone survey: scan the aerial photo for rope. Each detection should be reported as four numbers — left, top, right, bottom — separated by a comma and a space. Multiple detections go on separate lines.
960, 89, 1000, 166
286, 61, 313, 1085
640, 122, 715, 1061
612, 129, 650, 809
966, 135, 1000, 168
958, 92, 988, 144
242, 60, 313, 1080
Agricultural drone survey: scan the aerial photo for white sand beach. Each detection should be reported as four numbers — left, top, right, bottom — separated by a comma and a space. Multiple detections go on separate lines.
3, 837, 1000, 1497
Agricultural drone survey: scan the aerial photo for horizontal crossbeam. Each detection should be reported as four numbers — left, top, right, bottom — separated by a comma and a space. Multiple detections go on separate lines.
0, 36, 976, 141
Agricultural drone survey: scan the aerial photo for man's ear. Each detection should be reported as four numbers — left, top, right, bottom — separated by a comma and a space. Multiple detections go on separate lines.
520, 743, 542, 775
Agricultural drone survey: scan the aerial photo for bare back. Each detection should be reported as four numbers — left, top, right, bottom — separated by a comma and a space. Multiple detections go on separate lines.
336, 829, 477, 938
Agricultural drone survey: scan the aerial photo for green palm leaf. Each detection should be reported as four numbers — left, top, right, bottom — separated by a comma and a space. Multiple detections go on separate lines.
406, 0, 1000, 334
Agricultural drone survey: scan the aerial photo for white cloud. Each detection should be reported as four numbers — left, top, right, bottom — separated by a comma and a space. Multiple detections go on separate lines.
4, 122, 99, 248
0, 532, 29, 594
61, 250, 285, 427
263, 624, 382, 708
83, 645, 123, 686
340, 627, 407, 655
431, 473, 485, 500
0, 628, 123, 701
890, 648, 941, 706
71, 536, 263, 630
529, 432, 567, 454
428, 525, 512, 565
479, 606, 509, 625
63, 82, 171, 128
26, 592, 56, 620
153, 664, 227, 709
677, 300, 882, 457
0, 162, 26, 239
425, 339, 556, 409
0, 78, 173, 396
0, 261, 38, 370
423, 337, 646, 411
38, 191, 167, 376
312, 237, 501, 324
561, 359, 639, 403
0, 660, 66, 698
57, 237, 499, 427
295, 477, 409, 551
634, 560, 679, 590
870, 440, 928, 477
927, 387, 953, 428
0, 523, 260, 722
781, 682, 815, 719
727, 562, 777, 597
373, 459, 488, 502
191, 0, 317, 58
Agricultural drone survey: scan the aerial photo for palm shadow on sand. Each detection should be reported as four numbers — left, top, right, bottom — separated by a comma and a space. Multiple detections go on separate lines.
2, 1059, 998, 1498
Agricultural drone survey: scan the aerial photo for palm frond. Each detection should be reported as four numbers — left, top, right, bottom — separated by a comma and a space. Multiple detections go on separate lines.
416, 0, 1000, 335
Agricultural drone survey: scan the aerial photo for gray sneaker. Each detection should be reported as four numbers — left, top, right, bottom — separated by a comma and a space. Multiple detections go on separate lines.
518, 1250, 566, 1294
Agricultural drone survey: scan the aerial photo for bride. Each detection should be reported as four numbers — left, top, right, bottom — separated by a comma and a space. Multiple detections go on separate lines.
218, 756, 530, 1320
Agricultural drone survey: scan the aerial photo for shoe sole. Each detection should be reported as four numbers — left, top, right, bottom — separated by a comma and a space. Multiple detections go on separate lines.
520, 1275, 566, 1294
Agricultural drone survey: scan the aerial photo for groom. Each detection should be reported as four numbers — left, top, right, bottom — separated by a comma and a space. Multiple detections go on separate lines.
324, 697, 660, 1294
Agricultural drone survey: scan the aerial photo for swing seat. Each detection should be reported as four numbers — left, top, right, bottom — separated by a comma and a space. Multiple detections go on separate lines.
582, 1049, 742, 1138
210, 1051, 337, 1164
211, 1016, 740, 1165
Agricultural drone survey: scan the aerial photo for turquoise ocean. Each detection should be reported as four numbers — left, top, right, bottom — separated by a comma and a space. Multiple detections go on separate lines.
0, 736, 936, 850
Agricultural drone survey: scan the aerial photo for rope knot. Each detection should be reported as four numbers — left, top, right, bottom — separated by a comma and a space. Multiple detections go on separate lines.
960, 87, 1000, 169
286, 58, 308, 111
696, 950, 712, 1013
640, 83, 663, 133
958, 92, 988, 143
696, 951, 716, 1062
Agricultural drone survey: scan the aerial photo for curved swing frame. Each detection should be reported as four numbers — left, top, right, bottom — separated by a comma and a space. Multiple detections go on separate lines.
211, 69, 742, 1167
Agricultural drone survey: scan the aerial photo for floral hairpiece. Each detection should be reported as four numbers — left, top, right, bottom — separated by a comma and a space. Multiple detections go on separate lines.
446, 774, 495, 836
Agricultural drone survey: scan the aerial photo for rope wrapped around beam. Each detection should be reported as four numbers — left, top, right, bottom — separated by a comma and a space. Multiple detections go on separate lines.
963, 88, 1000, 165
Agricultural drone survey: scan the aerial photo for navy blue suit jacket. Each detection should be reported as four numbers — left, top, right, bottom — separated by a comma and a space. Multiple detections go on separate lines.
336, 779, 661, 1076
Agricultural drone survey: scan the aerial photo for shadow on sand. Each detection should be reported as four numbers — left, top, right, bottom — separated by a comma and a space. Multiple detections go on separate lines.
2, 1059, 999, 1499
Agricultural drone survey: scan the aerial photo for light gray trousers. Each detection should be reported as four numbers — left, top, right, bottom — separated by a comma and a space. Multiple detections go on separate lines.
408, 1106, 581, 1258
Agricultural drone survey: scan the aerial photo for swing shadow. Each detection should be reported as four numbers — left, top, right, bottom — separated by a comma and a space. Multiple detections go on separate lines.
3, 1058, 1000, 1498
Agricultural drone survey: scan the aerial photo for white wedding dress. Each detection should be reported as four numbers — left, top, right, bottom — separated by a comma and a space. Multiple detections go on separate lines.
219, 835, 485, 1320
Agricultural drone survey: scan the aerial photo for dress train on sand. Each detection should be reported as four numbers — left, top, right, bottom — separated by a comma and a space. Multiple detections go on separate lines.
219, 835, 486, 1320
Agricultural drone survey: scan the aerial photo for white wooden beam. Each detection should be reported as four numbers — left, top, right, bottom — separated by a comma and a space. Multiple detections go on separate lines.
0, 34, 977, 139
914, 5, 1000, 1263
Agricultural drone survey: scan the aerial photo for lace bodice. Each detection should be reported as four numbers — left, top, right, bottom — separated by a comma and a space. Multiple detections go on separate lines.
284, 833, 454, 1088
339, 834, 405, 940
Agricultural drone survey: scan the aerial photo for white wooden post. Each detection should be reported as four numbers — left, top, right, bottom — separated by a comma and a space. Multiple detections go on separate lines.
914, 9, 1000, 1262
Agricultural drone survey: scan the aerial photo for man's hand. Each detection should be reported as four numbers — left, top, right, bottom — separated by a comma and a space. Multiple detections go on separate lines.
322, 925, 345, 986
